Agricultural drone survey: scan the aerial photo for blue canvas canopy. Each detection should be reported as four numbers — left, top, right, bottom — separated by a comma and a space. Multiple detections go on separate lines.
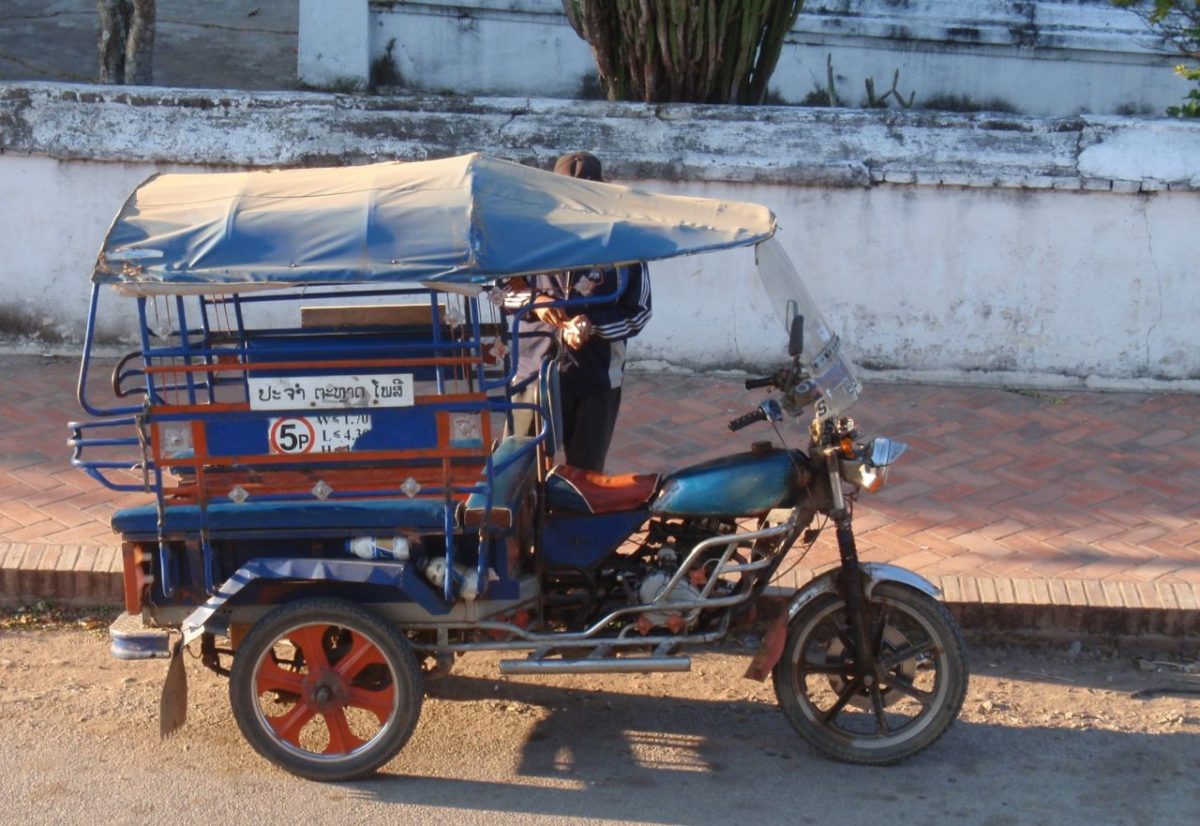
95, 153, 777, 293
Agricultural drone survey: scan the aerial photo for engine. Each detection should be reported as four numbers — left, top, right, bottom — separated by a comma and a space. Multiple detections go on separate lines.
634, 547, 703, 632
541, 517, 744, 635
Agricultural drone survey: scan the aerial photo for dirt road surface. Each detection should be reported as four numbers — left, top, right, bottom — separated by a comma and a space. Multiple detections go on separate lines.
1, 627, 1197, 825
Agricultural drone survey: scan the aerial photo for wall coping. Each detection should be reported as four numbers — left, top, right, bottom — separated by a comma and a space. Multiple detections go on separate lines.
2, 82, 1198, 191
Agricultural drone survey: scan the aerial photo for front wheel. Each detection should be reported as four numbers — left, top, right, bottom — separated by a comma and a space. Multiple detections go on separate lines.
229, 598, 423, 781
772, 582, 967, 765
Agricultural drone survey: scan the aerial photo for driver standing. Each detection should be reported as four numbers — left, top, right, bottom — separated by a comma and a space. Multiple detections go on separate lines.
502, 152, 652, 472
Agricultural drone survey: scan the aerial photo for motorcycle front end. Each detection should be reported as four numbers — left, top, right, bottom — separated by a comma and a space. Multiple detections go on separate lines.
737, 240, 970, 764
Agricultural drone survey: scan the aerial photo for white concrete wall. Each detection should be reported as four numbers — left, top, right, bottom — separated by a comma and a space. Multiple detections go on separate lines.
783, 0, 1182, 116
2, 157, 162, 346
1, 83, 1198, 390
645, 182, 1197, 389
299, 0, 371, 89
323, 0, 1186, 116
371, 0, 592, 98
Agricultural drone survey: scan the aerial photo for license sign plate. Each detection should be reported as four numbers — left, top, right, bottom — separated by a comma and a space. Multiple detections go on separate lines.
249, 374, 414, 410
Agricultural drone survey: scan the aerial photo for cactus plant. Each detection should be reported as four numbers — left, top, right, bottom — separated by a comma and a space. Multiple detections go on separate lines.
562, 1, 804, 104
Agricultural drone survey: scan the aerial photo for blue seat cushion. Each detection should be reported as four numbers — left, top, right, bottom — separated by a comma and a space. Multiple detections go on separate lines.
112, 497, 451, 536
462, 436, 537, 529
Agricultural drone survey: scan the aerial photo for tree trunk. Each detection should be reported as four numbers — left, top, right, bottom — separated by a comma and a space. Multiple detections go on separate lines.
125, 0, 156, 85
97, 0, 155, 84
97, 0, 128, 84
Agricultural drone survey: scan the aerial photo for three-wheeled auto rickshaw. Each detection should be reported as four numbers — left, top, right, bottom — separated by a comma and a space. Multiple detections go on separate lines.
71, 153, 967, 780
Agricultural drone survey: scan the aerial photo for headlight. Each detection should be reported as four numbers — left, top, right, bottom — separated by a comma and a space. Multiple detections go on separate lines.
840, 458, 886, 493
840, 437, 907, 493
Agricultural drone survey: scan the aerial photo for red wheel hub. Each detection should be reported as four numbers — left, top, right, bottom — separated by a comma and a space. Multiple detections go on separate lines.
301, 668, 350, 713
253, 623, 398, 755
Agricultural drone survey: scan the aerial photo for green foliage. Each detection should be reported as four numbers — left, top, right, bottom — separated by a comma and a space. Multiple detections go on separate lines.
1167, 64, 1200, 116
1114, 1, 1200, 116
1114, 0, 1198, 27
561, 1, 804, 104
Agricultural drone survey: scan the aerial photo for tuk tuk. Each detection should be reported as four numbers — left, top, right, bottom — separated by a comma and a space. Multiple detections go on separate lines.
71, 153, 966, 779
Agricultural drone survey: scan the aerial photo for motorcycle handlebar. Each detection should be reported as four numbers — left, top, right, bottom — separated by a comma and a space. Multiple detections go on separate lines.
744, 376, 774, 390
728, 408, 768, 432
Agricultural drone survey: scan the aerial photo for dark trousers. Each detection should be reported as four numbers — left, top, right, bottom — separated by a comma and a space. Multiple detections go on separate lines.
560, 385, 622, 473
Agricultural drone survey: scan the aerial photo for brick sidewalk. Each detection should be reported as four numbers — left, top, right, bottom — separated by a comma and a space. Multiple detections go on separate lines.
2, 354, 1198, 640
615, 373, 1200, 632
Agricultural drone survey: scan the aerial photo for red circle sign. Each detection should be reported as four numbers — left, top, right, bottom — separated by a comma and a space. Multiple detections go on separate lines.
269, 417, 316, 454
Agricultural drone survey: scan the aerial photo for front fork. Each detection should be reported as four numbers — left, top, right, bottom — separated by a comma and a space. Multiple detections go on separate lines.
825, 450, 880, 682
743, 449, 877, 682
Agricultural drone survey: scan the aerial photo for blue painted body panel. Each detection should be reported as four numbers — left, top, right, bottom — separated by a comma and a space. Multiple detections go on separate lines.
199, 406, 442, 457
542, 510, 649, 569
544, 471, 591, 513
181, 557, 450, 643
650, 450, 803, 517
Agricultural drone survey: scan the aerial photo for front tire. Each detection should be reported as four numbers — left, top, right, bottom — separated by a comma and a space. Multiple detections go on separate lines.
772, 582, 967, 764
229, 598, 423, 781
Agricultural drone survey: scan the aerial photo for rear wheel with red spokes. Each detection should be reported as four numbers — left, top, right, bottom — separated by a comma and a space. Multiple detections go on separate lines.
229, 598, 422, 781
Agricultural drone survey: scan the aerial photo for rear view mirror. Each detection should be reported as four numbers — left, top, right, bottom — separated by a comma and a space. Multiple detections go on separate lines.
867, 437, 908, 468
788, 313, 804, 357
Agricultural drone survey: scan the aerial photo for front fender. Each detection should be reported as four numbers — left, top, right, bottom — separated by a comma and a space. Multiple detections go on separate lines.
743, 563, 940, 681
786, 562, 940, 623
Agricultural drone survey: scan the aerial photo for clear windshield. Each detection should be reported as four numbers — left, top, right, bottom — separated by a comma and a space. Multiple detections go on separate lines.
755, 238, 861, 420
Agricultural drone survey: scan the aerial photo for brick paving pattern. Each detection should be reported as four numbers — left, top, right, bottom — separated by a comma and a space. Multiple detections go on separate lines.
2, 354, 1198, 618
611, 372, 1200, 612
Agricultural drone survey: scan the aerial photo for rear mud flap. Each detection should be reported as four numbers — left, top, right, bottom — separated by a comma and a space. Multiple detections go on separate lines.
160, 636, 188, 738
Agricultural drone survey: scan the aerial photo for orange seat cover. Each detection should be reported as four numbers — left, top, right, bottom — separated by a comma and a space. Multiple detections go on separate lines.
549, 465, 660, 514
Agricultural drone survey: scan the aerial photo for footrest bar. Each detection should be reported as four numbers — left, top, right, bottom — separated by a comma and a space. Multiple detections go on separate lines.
499, 655, 692, 675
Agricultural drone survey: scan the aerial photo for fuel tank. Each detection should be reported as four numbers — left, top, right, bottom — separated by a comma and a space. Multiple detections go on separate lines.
650, 448, 805, 518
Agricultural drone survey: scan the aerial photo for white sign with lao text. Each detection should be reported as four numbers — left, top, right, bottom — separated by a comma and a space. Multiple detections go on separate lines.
249, 374, 414, 411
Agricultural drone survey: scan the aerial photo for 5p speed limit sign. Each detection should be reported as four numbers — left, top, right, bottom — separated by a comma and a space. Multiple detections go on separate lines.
267, 415, 373, 454
269, 417, 316, 454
